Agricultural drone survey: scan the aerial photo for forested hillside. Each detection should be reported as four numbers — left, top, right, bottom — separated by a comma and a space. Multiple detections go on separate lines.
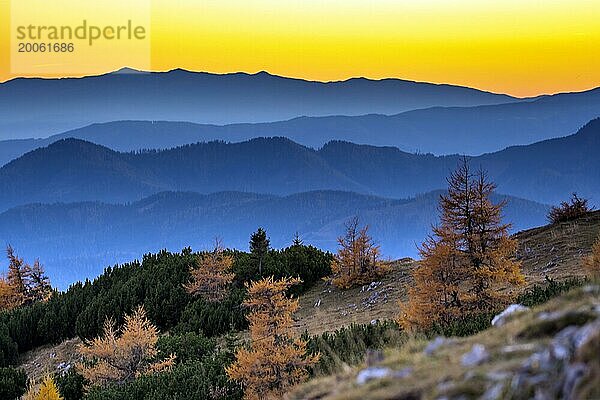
1, 159, 598, 400
0, 118, 599, 212
0, 242, 334, 399
1, 209, 597, 400
0, 190, 548, 287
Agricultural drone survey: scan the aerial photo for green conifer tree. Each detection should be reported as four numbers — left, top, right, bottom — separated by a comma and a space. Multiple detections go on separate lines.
249, 228, 270, 276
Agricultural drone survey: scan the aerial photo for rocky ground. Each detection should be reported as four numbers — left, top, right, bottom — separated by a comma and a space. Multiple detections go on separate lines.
289, 284, 600, 400
294, 258, 414, 336
18, 337, 81, 386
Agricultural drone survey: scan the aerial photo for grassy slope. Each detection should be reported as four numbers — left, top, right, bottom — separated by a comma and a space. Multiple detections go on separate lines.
290, 284, 600, 399
288, 211, 600, 399
515, 210, 600, 284
18, 212, 600, 386
295, 211, 600, 336
294, 258, 413, 336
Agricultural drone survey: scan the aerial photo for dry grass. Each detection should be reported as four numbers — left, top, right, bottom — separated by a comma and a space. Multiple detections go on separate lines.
288, 284, 600, 400
515, 210, 600, 285
295, 211, 600, 336
294, 259, 414, 336
18, 337, 81, 385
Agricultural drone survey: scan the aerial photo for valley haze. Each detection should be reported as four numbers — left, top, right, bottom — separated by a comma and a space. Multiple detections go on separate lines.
0, 69, 598, 291
1, 118, 599, 287
0, 70, 599, 160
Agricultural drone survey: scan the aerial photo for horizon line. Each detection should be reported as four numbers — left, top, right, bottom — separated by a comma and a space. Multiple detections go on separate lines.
3, 66, 600, 99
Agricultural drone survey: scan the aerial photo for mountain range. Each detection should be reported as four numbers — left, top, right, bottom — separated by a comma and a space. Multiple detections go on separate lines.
0, 190, 548, 288
1, 85, 599, 163
0, 118, 598, 214
2, 118, 599, 286
0, 68, 519, 141
1, 69, 598, 287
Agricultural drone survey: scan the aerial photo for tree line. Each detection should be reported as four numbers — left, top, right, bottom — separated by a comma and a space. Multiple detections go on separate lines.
0, 234, 333, 399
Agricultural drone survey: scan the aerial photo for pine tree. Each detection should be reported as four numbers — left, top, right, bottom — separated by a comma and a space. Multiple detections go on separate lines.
292, 232, 303, 247
185, 239, 235, 302
250, 228, 270, 276
400, 159, 524, 330
330, 217, 388, 289
77, 306, 175, 386
226, 277, 319, 400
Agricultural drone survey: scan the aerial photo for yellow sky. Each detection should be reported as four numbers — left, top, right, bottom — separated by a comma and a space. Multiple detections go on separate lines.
1, 0, 599, 97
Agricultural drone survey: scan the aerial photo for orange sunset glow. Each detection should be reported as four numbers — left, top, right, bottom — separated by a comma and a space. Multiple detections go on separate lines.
1, 0, 599, 96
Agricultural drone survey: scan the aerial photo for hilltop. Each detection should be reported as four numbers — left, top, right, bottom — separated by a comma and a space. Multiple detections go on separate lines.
515, 210, 600, 284
294, 211, 599, 336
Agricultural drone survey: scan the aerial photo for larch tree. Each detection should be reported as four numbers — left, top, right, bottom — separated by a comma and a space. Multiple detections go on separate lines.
27, 259, 53, 303
465, 168, 524, 309
330, 217, 389, 289
0, 278, 20, 311
226, 276, 319, 400
185, 238, 235, 302
5, 245, 29, 306
23, 376, 63, 400
400, 159, 524, 330
401, 229, 466, 329
547, 193, 593, 224
1, 247, 53, 311
584, 236, 600, 279
77, 305, 175, 387
250, 228, 270, 276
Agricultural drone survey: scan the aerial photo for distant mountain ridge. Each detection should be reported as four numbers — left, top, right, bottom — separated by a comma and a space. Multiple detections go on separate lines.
0, 189, 548, 288
0, 68, 521, 141
0, 118, 598, 213
1, 87, 599, 165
